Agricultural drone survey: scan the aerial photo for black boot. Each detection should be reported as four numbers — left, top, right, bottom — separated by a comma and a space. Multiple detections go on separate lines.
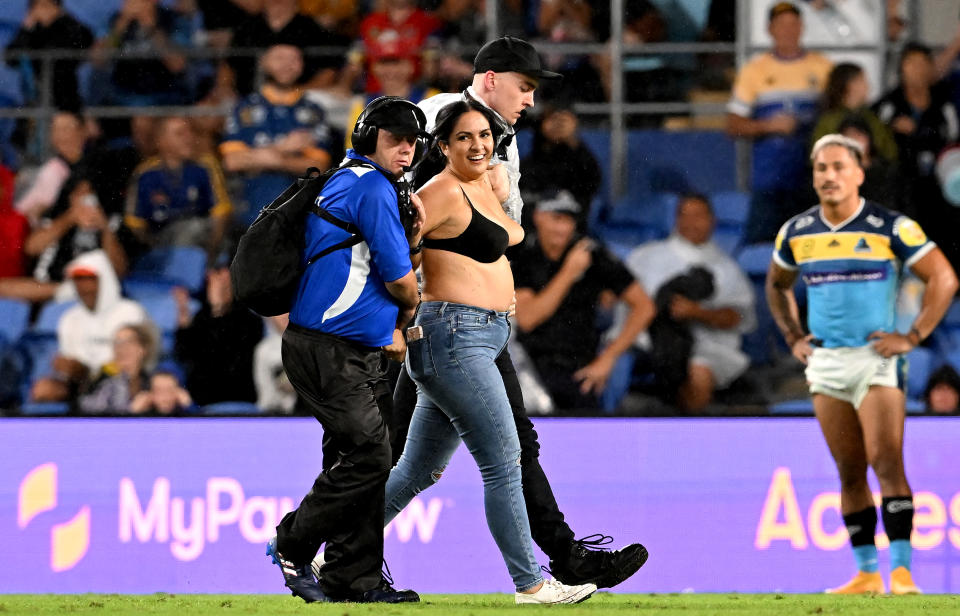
548, 534, 649, 589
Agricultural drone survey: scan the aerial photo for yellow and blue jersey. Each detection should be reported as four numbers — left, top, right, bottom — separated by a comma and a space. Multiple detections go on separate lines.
773, 200, 935, 348
728, 51, 832, 191
125, 154, 231, 232
221, 86, 336, 216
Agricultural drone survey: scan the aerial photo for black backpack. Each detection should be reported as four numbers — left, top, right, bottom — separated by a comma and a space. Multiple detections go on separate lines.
231, 160, 413, 317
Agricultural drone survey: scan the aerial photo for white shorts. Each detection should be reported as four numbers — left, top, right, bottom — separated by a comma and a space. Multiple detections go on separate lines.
805, 345, 906, 409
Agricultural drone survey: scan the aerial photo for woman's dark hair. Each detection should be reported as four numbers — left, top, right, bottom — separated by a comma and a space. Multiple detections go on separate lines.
413, 100, 503, 189
431, 100, 503, 150
822, 62, 864, 111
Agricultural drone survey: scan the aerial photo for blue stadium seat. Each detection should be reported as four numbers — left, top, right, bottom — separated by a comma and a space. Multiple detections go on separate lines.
713, 226, 742, 256
709, 191, 750, 227
33, 300, 77, 336
0, 298, 30, 346
736, 243, 776, 365
201, 401, 262, 415
138, 293, 200, 356
19, 401, 70, 416
126, 247, 208, 295
944, 349, 960, 374
605, 192, 678, 233
905, 346, 935, 401
736, 242, 774, 276
769, 398, 814, 414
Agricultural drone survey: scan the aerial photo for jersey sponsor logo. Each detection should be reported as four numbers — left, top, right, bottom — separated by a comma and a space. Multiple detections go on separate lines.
802, 268, 886, 286
795, 215, 815, 230
827, 238, 841, 248
854, 237, 871, 253
896, 218, 927, 247
866, 214, 884, 228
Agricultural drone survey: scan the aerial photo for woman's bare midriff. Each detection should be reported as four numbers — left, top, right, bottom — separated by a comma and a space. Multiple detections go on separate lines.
420, 251, 515, 312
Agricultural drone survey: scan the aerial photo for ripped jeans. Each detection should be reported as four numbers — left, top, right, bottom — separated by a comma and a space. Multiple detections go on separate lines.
384, 301, 542, 591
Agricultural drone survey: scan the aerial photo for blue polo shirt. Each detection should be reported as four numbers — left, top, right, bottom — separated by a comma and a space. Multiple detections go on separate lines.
289, 151, 412, 347
126, 155, 231, 232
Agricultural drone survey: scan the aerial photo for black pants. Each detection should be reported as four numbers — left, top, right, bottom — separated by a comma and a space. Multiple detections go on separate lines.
276, 324, 392, 597
392, 346, 576, 558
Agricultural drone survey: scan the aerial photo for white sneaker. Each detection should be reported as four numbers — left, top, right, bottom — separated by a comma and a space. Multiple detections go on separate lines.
515, 579, 597, 605
310, 551, 326, 580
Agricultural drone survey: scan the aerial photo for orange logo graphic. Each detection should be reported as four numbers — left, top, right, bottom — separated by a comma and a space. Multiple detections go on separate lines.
18, 463, 90, 571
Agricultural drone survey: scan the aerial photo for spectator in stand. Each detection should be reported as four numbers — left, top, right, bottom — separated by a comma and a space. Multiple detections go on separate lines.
838, 115, 898, 206
593, 0, 680, 125
623, 193, 756, 413
254, 313, 296, 414
924, 365, 960, 415
874, 42, 960, 271
0, 179, 129, 304
519, 100, 601, 231
15, 110, 89, 225
229, 0, 347, 96
344, 38, 441, 149
130, 366, 196, 415
813, 62, 898, 165
5, 0, 94, 112
93, 115, 158, 217
30, 250, 147, 403
0, 163, 28, 279
511, 190, 655, 413
221, 44, 338, 226
126, 116, 232, 255
726, 2, 832, 244
535, 0, 605, 104
359, 0, 442, 95
194, 0, 258, 49
77, 322, 156, 414
173, 252, 262, 406
94, 0, 192, 105
300, 0, 359, 38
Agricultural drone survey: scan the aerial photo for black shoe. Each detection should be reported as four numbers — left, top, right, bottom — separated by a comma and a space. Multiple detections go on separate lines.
356, 561, 420, 603
547, 534, 649, 589
266, 536, 331, 603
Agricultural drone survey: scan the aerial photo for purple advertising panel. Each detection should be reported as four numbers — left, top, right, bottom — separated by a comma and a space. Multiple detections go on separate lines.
2, 417, 959, 594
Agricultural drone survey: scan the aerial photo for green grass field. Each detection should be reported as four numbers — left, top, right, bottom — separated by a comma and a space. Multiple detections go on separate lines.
1, 593, 957, 615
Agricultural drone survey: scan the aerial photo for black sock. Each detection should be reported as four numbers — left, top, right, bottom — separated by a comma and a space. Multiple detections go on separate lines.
881, 496, 914, 541
843, 506, 878, 546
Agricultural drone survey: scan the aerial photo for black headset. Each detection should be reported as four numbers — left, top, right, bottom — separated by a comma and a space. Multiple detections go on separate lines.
352, 96, 431, 168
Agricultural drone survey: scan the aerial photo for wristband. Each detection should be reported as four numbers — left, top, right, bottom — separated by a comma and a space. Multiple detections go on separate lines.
409, 238, 424, 256
908, 326, 922, 346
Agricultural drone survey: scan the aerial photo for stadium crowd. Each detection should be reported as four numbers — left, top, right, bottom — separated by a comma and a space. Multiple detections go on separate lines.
1, 0, 960, 417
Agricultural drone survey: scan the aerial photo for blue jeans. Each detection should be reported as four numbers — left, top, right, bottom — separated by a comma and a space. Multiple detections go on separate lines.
385, 301, 543, 591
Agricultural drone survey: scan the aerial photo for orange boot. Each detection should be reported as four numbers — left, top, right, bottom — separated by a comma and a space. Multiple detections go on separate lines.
825, 571, 885, 594
890, 567, 922, 595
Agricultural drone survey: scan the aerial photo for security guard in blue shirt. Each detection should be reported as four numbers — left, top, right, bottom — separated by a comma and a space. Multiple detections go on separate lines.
267, 97, 427, 604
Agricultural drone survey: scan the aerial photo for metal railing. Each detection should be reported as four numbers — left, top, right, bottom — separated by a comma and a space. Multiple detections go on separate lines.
1, 0, 898, 198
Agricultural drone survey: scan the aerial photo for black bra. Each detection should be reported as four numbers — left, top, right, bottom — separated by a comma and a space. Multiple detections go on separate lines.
423, 188, 509, 263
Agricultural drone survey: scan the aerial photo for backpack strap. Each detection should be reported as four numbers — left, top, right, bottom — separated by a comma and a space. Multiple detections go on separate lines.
303, 159, 388, 265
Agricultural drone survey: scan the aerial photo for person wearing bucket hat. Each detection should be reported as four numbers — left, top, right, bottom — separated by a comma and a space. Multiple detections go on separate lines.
768, 133, 958, 595
369, 38, 650, 591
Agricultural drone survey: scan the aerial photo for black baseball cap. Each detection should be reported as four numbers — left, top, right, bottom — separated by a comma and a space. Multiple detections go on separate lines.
768, 1, 801, 22
362, 97, 429, 137
474, 37, 562, 81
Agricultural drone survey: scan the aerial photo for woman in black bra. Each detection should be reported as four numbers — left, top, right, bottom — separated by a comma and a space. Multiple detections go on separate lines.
382, 100, 597, 605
